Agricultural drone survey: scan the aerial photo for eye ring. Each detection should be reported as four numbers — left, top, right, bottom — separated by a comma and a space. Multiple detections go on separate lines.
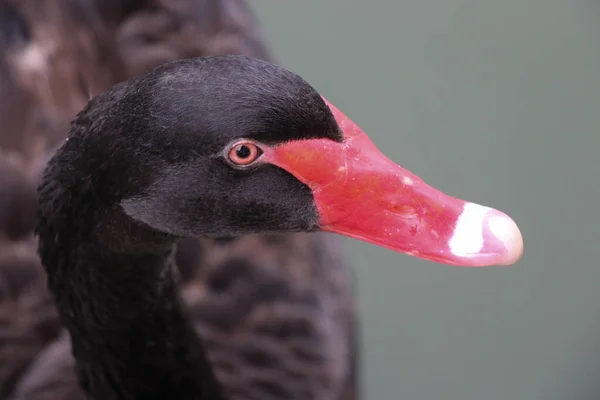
226, 140, 263, 167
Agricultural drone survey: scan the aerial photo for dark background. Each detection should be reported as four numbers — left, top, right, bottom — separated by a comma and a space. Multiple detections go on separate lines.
253, 1, 600, 399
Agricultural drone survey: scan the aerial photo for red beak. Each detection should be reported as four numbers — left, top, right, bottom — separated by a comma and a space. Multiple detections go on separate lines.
263, 98, 524, 267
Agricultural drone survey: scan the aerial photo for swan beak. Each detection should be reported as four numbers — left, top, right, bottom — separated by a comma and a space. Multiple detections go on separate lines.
263, 97, 524, 267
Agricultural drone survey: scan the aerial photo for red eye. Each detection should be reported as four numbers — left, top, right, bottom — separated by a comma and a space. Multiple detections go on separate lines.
227, 141, 262, 166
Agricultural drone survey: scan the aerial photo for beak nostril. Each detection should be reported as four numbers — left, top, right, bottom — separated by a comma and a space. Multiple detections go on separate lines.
390, 204, 417, 218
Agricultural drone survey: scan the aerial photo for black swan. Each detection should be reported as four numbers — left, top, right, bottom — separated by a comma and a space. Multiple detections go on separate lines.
36, 55, 523, 399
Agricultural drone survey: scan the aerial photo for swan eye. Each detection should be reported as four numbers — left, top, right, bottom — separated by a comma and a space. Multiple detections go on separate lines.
227, 141, 263, 166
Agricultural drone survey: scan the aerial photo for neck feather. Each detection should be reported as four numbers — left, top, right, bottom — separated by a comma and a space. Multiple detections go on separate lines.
38, 224, 223, 400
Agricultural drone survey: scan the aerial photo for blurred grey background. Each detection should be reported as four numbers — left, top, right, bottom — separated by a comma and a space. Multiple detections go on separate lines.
252, 1, 600, 399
